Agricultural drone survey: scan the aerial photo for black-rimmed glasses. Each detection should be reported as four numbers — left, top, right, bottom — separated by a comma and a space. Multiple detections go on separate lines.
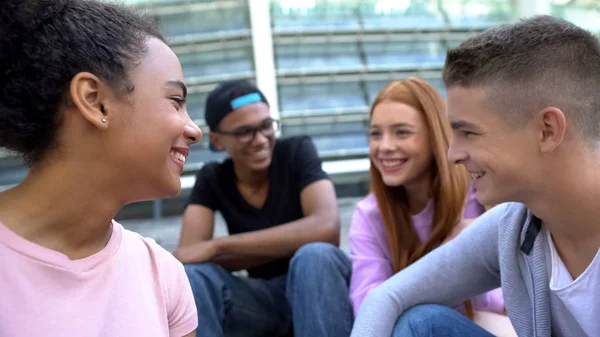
215, 119, 280, 145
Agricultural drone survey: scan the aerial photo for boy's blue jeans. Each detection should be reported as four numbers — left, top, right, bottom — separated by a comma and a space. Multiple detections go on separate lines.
184, 242, 354, 337
392, 304, 495, 337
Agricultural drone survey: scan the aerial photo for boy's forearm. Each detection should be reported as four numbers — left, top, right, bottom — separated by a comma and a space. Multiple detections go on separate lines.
214, 214, 339, 258
351, 205, 506, 336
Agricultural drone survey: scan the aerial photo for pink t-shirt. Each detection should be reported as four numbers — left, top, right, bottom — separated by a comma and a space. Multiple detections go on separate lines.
0, 220, 198, 337
349, 189, 505, 317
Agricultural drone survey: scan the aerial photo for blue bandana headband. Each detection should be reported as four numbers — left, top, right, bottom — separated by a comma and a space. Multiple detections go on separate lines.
231, 92, 262, 110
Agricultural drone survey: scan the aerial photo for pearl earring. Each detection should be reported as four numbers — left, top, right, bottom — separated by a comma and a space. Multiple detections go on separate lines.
101, 118, 107, 123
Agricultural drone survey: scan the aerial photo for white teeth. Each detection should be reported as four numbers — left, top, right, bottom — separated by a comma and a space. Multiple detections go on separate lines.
381, 160, 403, 167
470, 172, 484, 180
171, 151, 186, 164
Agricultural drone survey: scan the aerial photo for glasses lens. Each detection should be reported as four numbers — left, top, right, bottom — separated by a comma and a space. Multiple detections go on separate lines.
237, 130, 254, 144
261, 122, 275, 137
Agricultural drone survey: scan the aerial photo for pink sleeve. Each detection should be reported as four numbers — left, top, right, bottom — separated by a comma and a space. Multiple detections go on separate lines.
463, 186, 486, 219
161, 253, 198, 337
472, 287, 506, 314
349, 207, 394, 317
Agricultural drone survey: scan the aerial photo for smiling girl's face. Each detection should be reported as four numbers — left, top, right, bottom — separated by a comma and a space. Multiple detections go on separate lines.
369, 100, 433, 188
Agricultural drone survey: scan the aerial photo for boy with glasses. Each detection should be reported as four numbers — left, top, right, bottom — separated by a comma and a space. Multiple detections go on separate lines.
176, 80, 353, 337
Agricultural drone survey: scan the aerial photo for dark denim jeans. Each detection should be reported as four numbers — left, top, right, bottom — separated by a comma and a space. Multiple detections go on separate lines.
184, 242, 354, 337
392, 304, 495, 337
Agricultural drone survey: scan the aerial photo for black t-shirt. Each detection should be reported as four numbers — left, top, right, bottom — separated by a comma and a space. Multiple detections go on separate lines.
188, 136, 329, 279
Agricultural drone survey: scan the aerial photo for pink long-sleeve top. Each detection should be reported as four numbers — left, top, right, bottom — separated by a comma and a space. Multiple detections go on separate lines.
349, 189, 505, 317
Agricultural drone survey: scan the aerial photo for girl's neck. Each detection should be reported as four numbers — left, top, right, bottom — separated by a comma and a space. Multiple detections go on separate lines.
0, 161, 122, 260
404, 174, 433, 215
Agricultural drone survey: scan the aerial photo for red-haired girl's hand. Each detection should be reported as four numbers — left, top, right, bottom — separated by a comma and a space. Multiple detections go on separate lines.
442, 218, 475, 245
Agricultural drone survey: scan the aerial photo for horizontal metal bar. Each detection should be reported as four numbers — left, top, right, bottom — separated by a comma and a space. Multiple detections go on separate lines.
171, 37, 252, 54
132, 0, 246, 16
182, 162, 205, 173
280, 108, 369, 121
168, 29, 251, 47
186, 82, 225, 94
272, 25, 493, 37
277, 64, 444, 79
276, 68, 442, 85
185, 71, 255, 87
319, 148, 369, 161
277, 65, 366, 78
0, 149, 12, 159
274, 31, 477, 45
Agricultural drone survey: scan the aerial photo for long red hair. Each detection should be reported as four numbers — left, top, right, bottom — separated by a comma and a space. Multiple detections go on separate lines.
369, 78, 474, 319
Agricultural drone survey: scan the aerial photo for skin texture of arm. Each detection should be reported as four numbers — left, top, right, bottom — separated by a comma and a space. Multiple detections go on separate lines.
177, 205, 274, 270
178, 205, 215, 245
175, 179, 340, 265
181, 331, 195, 337
350, 204, 507, 337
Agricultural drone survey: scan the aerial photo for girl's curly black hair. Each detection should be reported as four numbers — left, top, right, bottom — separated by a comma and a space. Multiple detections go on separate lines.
0, 0, 164, 166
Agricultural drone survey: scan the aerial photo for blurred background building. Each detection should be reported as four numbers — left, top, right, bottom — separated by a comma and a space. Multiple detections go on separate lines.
1, 0, 599, 220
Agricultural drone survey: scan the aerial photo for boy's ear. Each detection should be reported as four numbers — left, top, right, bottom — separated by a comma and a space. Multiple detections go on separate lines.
536, 107, 567, 153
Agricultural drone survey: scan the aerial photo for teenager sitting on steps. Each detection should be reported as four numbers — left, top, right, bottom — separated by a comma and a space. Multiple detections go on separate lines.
351, 15, 600, 337
349, 78, 512, 336
0, 0, 200, 335
175, 80, 353, 337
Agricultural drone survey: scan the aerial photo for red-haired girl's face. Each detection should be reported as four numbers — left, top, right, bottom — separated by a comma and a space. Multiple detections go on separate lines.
369, 100, 433, 189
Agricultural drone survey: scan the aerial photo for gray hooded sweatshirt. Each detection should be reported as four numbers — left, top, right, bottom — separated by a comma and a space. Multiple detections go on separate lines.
351, 202, 587, 337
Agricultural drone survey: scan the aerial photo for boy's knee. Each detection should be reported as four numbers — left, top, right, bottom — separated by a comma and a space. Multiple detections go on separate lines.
406, 304, 449, 317
393, 304, 459, 336
291, 242, 344, 265
289, 242, 350, 278
184, 262, 226, 284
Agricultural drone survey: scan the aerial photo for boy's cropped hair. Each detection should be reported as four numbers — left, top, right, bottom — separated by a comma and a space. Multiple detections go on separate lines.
443, 15, 600, 142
